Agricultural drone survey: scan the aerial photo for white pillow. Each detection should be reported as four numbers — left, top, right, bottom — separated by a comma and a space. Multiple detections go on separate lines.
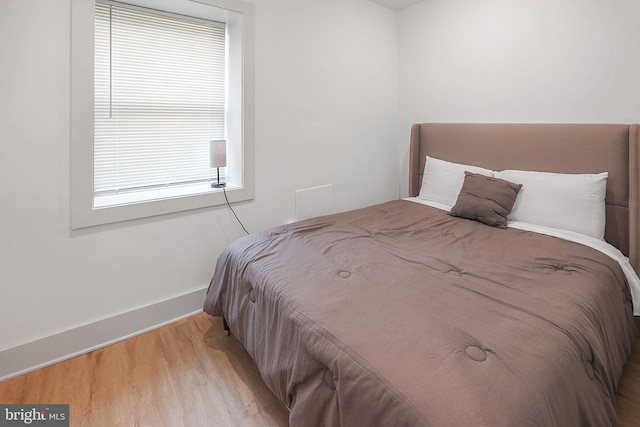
418, 156, 494, 209
496, 169, 608, 239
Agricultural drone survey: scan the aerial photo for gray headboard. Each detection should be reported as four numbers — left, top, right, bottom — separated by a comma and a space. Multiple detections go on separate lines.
409, 123, 640, 273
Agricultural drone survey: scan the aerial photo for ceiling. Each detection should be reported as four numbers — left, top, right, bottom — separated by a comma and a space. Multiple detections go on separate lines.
369, 0, 425, 10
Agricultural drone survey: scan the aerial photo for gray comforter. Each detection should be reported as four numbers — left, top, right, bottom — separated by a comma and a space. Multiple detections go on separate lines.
203, 200, 638, 426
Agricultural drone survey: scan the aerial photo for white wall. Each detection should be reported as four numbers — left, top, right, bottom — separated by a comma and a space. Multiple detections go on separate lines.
0, 0, 398, 353
398, 0, 640, 196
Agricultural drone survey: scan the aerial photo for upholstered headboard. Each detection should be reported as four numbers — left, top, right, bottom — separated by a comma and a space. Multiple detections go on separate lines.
409, 123, 640, 273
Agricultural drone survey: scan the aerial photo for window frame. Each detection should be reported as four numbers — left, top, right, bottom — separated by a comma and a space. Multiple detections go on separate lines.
70, 0, 255, 229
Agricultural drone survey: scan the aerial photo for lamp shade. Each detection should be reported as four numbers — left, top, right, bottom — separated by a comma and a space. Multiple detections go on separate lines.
209, 140, 227, 168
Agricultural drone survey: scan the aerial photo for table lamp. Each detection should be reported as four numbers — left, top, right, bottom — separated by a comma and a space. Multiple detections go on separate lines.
209, 139, 226, 188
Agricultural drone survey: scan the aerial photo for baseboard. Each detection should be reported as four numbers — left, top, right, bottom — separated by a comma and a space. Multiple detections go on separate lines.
0, 287, 208, 382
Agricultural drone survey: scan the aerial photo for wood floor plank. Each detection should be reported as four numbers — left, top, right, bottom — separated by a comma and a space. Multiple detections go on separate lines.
615, 396, 640, 427
628, 340, 640, 364
1, 314, 639, 426
617, 352, 640, 427
0, 314, 288, 427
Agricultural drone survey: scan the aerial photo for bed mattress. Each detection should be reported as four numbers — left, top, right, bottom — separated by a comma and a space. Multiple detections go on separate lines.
203, 200, 638, 426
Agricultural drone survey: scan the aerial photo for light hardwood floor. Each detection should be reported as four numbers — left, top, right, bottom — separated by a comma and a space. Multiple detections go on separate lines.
1, 313, 639, 426
0, 313, 288, 427
617, 338, 640, 427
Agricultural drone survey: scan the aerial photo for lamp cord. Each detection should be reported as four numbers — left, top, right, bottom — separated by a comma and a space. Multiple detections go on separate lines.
223, 186, 249, 235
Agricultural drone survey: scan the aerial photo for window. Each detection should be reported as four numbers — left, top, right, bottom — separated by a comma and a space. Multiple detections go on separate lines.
71, 0, 254, 229
94, 2, 226, 205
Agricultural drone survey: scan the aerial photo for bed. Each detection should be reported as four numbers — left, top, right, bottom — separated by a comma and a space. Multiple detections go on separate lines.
204, 123, 640, 426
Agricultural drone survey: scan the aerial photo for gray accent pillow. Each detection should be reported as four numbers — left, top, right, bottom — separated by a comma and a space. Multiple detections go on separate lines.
449, 172, 522, 228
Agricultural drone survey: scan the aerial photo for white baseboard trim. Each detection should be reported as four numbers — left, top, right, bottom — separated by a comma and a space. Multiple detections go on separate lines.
0, 287, 208, 382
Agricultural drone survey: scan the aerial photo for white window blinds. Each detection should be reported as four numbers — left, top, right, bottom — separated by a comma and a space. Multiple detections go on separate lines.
94, 1, 226, 197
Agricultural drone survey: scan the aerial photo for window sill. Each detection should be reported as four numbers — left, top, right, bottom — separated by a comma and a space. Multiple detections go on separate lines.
94, 182, 238, 208
72, 182, 253, 229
